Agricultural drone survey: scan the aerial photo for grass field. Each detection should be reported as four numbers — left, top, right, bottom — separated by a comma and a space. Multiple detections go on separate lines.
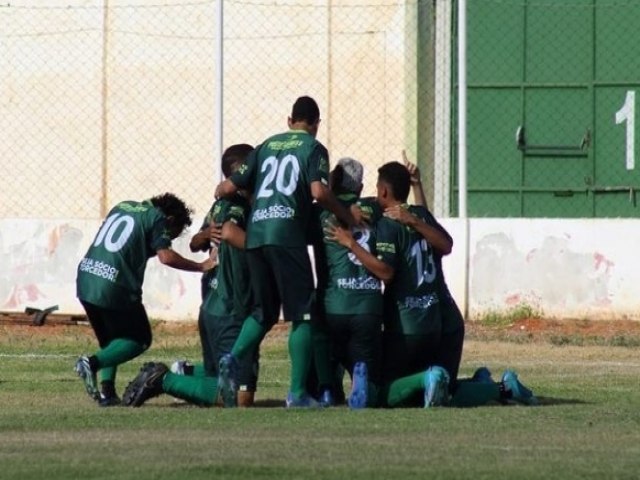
1, 321, 640, 480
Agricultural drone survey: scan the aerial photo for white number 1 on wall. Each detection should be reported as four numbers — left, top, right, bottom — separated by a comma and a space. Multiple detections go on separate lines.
615, 90, 635, 170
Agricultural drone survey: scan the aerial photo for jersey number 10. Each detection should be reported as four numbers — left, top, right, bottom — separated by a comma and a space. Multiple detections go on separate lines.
94, 213, 135, 253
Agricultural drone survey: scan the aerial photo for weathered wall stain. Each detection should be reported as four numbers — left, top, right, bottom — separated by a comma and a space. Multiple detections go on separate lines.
472, 233, 614, 309
1, 220, 200, 318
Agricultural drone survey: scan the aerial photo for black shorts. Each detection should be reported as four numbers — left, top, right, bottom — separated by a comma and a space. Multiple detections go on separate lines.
80, 300, 152, 349
198, 310, 259, 392
325, 313, 383, 383
441, 299, 465, 334
246, 246, 315, 328
381, 331, 441, 384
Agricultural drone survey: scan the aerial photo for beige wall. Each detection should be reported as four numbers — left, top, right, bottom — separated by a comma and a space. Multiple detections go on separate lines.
1, 1, 425, 221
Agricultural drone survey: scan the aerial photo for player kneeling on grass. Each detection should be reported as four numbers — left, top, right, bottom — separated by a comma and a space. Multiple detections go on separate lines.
121, 144, 260, 408
309, 158, 385, 409
379, 159, 537, 408
74, 193, 215, 407
328, 162, 538, 408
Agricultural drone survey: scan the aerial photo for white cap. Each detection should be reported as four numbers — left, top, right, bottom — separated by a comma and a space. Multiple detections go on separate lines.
336, 157, 363, 193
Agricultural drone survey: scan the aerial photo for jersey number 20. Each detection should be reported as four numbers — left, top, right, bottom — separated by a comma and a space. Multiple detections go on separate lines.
256, 154, 301, 198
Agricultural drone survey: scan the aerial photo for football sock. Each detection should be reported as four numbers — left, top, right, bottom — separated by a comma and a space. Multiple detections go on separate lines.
100, 380, 117, 398
312, 324, 334, 389
288, 321, 313, 399
382, 371, 424, 407
162, 372, 219, 407
94, 338, 146, 369
449, 380, 500, 407
99, 366, 117, 384
231, 315, 267, 360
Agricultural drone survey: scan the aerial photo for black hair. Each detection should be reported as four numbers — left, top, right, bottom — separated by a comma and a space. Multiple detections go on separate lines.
150, 192, 193, 234
377, 161, 411, 202
221, 143, 254, 178
291, 96, 320, 124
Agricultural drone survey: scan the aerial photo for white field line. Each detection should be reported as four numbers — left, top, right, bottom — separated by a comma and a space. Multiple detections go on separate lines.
0, 353, 74, 359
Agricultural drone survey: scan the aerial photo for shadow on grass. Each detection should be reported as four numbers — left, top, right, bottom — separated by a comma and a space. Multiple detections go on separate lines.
534, 396, 590, 406
164, 398, 286, 408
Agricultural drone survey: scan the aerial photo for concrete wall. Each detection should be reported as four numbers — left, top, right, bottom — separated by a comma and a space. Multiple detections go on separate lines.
2, 217, 637, 321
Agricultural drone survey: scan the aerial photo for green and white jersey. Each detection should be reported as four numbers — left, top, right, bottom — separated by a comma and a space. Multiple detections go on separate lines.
76, 200, 172, 308
230, 130, 330, 249
421, 209, 462, 334
313, 195, 382, 316
376, 205, 440, 335
200, 195, 252, 319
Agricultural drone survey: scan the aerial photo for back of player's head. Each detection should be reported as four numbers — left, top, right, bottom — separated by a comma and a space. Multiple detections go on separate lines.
221, 143, 254, 178
291, 96, 320, 125
377, 161, 410, 202
150, 192, 193, 236
332, 157, 363, 194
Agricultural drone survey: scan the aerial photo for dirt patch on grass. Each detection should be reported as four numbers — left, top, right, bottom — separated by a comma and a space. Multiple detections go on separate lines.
468, 317, 640, 346
3, 316, 640, 348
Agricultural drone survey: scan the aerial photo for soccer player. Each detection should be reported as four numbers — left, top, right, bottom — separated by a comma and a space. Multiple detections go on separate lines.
326, 161, 454, 407
214, 96, 358, 407
310, 157, 383, 408
74, 193, 215, 406
122, 145, 260, 408
384, 160, 537, 407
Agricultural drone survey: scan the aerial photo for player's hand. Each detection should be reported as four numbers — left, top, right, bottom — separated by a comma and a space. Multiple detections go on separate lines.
324, 224, 355, 250
214, 181, 225, 200
350, 203, 369, 227
208, 223, 223, 246
209, 244, 218, 263
383, 204, 416, 226
201, 247, 218, 271
402, 150, 421, 185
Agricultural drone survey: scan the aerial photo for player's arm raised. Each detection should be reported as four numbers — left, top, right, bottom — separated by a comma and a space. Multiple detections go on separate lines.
403, 150, 428, 209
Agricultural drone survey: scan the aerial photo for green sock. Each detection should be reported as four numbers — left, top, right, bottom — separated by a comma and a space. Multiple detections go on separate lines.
231, 315, 267, 359
99, 366, 116, 383
312, 324, 333, 389
192, 364, 207, 377
95, 338, 146, 369
288, 321, 312, 398
162, 372, 218, 407
450, 380, 500, 407
383, 371, 425, 407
